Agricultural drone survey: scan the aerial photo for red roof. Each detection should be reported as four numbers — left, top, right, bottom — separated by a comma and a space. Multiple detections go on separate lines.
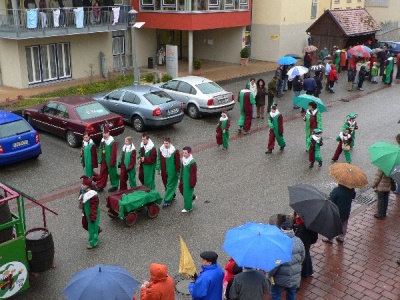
329, 9, 381, 35
307, 8, 381, 36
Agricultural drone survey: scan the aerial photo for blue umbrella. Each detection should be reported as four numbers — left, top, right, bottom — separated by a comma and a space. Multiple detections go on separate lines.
63, 264, 140, 300
277, 56, 297, 65
222, 222, 293, 272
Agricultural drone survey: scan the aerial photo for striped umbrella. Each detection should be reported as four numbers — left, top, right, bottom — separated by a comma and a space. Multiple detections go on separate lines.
348, 45, 372, 58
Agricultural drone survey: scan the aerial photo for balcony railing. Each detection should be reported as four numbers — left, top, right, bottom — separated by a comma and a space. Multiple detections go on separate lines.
0, 6, 130, 39
140, 0, 249, 12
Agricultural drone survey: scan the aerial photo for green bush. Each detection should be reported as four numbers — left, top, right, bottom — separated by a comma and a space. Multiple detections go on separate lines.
240, 48, 250, 58
162, 74, 173, 82
193, 58, 202, 70
145, 73, 154, 83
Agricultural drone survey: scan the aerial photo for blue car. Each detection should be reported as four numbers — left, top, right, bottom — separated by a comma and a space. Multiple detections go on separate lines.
0, 110, 41, 165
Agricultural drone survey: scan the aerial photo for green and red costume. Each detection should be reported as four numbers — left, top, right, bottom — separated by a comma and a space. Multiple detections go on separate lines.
267, 109, 286, 151
156, 144, 180, 203
179, 155, 197, 211
216, 115, 230, 149
307, 134, 323, 163
97, 136, 119, 189
119, 143, 136, 191
139, 139, 157, 190
332, 131, 352, 163
304, 108, 322, 147
343, 116, 358, 147
81, 139, 98, 178
237, 89, 255, 133
80, 189, 100, 248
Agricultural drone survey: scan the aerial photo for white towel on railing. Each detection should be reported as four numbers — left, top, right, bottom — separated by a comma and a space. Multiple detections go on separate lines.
53, 9, 60, 27
26, 8, 38, 29
73, 7, 84, 28
39, 12, 47, 28
112, 7, 120, 25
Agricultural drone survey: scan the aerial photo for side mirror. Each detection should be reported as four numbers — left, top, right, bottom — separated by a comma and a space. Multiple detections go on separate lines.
38, 107, 44, 113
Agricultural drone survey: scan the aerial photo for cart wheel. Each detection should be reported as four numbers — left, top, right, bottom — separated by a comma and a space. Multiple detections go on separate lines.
125, 212, 137, 227
147, 204, 160, 218
107, 210, 118, 219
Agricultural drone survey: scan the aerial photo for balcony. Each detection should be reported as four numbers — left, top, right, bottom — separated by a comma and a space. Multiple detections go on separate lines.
0, 6, 129, 40
140, 0, 249, 12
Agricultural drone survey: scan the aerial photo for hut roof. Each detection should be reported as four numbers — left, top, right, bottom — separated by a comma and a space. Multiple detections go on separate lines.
307, 8, 381, 36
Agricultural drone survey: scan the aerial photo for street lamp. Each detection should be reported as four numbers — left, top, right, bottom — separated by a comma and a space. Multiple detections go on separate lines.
128, 9, 143, 85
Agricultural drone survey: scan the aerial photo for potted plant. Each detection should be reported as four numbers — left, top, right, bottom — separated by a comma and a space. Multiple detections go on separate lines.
193, 58, 202, 75
240, 48, 250, 66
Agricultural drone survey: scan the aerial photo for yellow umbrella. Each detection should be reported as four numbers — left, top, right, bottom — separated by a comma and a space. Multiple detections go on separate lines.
179, 236, 196, 276
329, 163, 368, 189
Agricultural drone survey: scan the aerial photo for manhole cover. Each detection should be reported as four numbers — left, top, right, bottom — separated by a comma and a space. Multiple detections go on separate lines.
354, 194, 375, 205
174, 274, 192, 299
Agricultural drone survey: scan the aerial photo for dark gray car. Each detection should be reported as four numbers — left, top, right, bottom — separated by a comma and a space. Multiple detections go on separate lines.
93, 85, 184, 132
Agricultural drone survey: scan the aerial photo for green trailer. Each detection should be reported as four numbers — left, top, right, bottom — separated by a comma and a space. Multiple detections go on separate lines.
0, 181, 57, 299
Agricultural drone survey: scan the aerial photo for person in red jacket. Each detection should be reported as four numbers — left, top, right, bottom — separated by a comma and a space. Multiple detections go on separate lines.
140, 263, 175, 300
328, 64, 339, 93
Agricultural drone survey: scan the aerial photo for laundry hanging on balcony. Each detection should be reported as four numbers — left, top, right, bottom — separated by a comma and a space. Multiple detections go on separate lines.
26, 8, 38, 29
74, 7, 84, 28
112, 7, 120, 26
53, 9, 60, 28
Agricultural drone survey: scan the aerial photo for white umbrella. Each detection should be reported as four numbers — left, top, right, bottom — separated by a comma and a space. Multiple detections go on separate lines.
287, 66, 309, 80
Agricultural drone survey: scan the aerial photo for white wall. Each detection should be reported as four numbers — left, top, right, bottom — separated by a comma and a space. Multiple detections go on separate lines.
193, 27, 244, 64
135, 28, 157, 68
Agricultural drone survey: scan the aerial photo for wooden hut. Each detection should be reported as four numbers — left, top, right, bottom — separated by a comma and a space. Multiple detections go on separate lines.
306, 8, 381, 53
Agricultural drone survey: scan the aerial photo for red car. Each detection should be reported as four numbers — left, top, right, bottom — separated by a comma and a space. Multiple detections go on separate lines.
23, 96, 125, 147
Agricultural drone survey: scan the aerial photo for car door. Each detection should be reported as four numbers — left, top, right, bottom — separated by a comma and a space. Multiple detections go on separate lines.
175, 81, 196, 108
161, 80, 180, 100
36, 101, 59, 133
120, 91, 141, 121
51, 103, 71, 137
101, 89, 125, 117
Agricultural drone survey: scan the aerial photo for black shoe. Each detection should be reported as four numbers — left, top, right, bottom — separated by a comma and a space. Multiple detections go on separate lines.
97, 188, 104, 192
397, 259, 400, 265
280, 146, 285, 151
331, 159, 337, 163
374, 213, 385, 220
318, 161, 322, 167
108, 187, 118, 192
309, 162, 314, 168
265, 150, 272, 154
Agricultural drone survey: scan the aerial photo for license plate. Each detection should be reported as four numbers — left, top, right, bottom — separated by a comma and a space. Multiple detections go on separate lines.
13, 140, 29, 148
168, 108, 179, 115
218, 98, 229, 104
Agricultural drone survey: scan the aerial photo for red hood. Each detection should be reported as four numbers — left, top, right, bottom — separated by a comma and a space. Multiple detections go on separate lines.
150, 263, 168, 283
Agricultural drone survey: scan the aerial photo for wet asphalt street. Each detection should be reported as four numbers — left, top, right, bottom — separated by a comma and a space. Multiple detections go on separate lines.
2, 73, 399, 299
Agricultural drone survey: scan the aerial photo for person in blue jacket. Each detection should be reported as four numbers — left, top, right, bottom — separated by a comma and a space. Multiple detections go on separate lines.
189, 251, 224, 300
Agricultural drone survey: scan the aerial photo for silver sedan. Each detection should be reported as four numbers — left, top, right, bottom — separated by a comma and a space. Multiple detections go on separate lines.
154, 76, 235, 119
92, 85, 184, 132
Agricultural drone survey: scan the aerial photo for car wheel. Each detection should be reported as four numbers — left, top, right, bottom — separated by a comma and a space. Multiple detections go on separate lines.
66, 130, 78, 148
132, 116, 145, 132
187, 104, 200, 119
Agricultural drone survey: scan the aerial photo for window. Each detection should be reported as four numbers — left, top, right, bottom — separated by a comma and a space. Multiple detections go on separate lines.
145, 91, 174, 105
75, 103, 110, 120
162, 80, 180, 91
365, 0, 388, 6
123, 92, 141, 104
347, 0, 352, 3
177, 82, 193, 94
0, 120, 32, 138
43, 102, 59, 115
196, 82, 223, 94
334, 0, 340, 3
26, 43, 71, 84
56, 104, 69, 118
311, 0, 317, 19
141, 0, 154, 5
112, 36, 125, 56
106, 90, 124, 101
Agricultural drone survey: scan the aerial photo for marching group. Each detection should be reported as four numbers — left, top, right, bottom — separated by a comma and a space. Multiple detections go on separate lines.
78, 124, 197, 249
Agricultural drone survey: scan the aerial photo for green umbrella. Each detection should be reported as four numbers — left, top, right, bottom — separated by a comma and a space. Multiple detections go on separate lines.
368, 142, 400, 176
293, 94, 328, 113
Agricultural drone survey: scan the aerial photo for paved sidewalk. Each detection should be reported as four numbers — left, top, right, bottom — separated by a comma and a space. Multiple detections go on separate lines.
0, 59, 277, 103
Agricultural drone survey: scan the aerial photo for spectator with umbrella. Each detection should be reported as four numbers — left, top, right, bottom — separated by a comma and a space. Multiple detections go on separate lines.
268, 219, 305, 300
303, 52, 312, 69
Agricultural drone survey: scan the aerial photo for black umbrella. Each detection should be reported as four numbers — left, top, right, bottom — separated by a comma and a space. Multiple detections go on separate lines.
285, 53, 302, 59
390, 165, 400, 185
288, 184, 343, 240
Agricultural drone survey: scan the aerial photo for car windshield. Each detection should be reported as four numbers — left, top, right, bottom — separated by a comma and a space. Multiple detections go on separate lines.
144, 91, 174, 105
196, 82, 224, 94
0, 119, 32, 138
75, 102, 110, 120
